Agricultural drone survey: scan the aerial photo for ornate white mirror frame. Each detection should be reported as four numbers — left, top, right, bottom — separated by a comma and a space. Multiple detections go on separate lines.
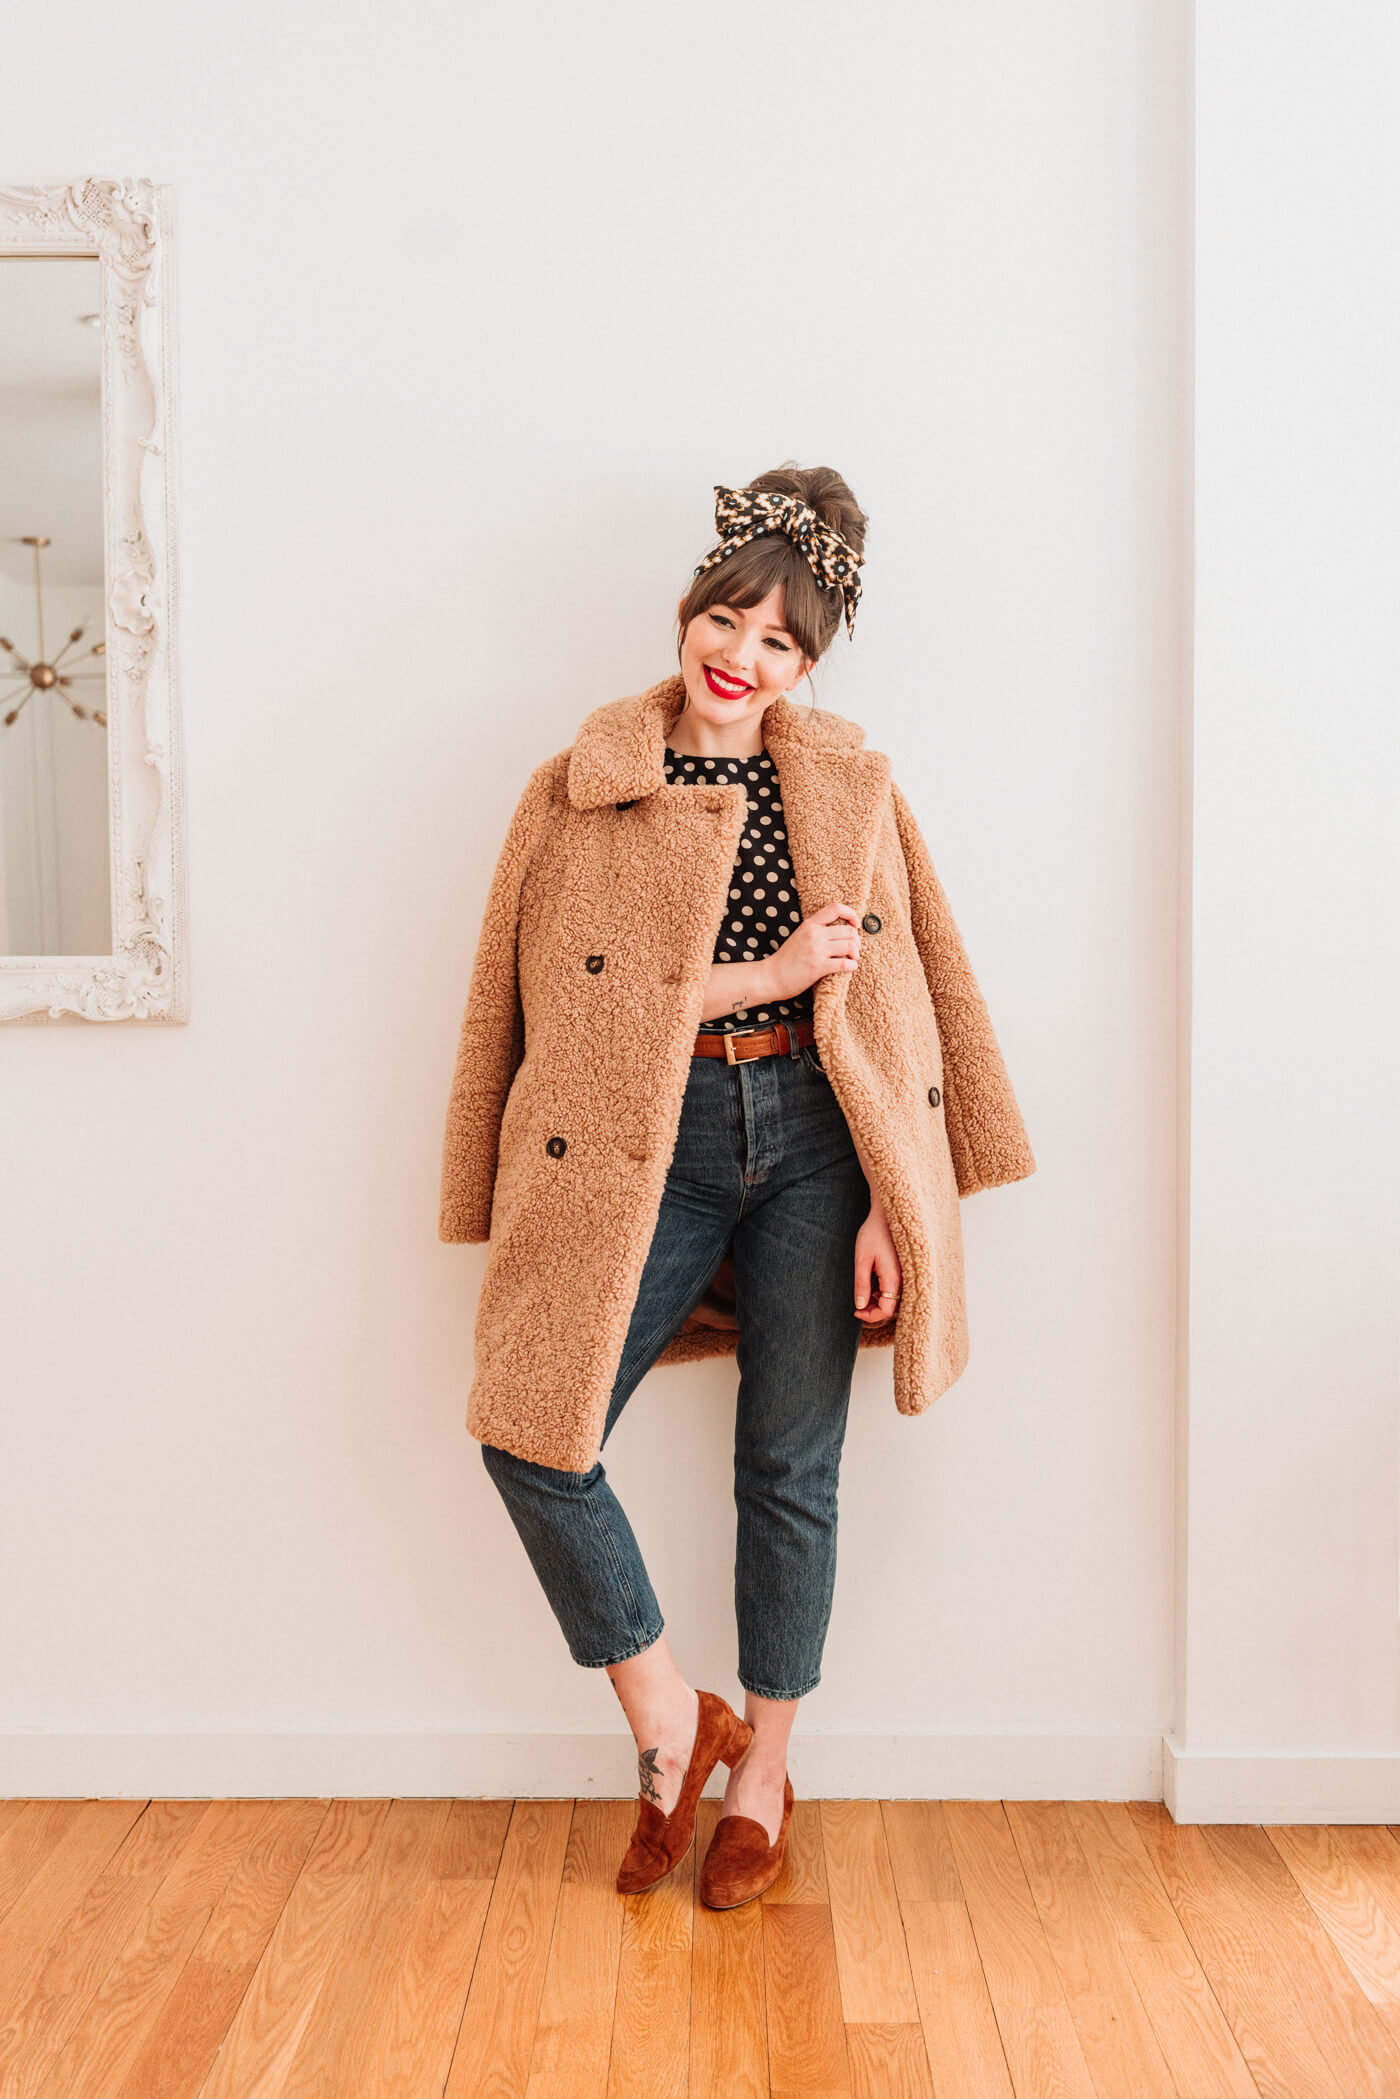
0, 179, 185, 1022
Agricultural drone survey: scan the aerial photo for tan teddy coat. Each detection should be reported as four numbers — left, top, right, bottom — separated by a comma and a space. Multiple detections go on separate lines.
440, 672, 1034, 1472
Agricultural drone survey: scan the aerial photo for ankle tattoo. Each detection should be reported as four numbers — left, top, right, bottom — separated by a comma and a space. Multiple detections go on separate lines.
638, 1746, 662, 1804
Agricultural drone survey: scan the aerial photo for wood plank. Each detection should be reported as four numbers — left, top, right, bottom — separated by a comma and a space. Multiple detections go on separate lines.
821, 1801, 918, 2023
880, 1800, 963, 1904
1267, 1825, 1400, 2003
0, 1799, 204, 2096
0, 1800, 144, 2019
1204, 1822, 1400, 2098
844, 2022, 934, 2099
340, 1800, 511, 2099
445, 1798, 572, 2099
899, 1903, 1016, 2099
942, 1799, 1097, 2099
33, 1799, 269, 2099
1129, 1800, 1345, 2099
690, 1799, 766, 2099
881, 1802, 1014, 2099
114, 1796, 327, 2099
607, 1808, 694, 2099
764, 1902, 850, 2097
764, 1799, 828, 1906
1067, 1801, 1257, 2099
1325, 1830, 1400, 1963
197, 1797, 390, 2099
1006, 1800, 1177, 2099
281, 1797, 452, 2096
439, 1799, 513, 1883
0, 1805, 88, 1931
527, 1799, 630, 2099
1064, 1799, 1189, 1945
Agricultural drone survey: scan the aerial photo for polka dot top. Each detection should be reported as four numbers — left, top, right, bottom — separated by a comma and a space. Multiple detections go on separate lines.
663, 744, 814, 1036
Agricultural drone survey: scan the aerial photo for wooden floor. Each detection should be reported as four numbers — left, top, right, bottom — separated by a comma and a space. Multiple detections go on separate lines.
2, 1797, 1400, 2097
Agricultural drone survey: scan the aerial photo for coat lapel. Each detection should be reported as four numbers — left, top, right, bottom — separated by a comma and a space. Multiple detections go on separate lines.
760, 694, 892, 932
566, 674, 685, 808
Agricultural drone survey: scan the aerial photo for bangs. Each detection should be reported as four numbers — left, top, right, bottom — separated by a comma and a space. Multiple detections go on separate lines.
690, 537, 792, 613
679, 535, 837, 663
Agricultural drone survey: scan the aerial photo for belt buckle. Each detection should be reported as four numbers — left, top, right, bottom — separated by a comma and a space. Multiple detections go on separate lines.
724, 1023, 785, 1065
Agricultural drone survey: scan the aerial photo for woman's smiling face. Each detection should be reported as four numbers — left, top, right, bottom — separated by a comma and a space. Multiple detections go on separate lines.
676, 586, 814, 738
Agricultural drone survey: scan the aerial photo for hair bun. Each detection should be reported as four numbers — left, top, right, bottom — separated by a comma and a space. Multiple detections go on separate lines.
747, 462, 868, 562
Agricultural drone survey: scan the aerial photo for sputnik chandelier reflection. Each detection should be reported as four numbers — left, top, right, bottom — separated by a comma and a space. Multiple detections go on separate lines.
0, 536, 107, 731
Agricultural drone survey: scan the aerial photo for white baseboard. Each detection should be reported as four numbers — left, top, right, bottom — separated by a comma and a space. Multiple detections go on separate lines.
0, 1730, 1162, 1802
1163, 1734, 1400, 1823
9, 1730, 1394, 1822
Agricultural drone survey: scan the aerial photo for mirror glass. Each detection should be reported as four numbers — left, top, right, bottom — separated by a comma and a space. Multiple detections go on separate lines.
0, 256, 110, 955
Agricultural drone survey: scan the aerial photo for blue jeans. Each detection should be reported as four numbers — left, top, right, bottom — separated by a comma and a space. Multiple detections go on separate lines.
481, 1036, 872, 1700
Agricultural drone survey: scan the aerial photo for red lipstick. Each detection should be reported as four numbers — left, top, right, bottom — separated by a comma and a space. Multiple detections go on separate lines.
703, 665, 754, 698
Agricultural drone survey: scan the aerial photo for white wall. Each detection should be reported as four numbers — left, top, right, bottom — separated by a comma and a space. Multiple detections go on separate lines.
2, 1, 1190, 1797
1169, 1, 1400, 1821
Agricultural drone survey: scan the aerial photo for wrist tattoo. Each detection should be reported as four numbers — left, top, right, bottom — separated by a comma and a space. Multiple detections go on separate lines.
638, 1746, 662, 1804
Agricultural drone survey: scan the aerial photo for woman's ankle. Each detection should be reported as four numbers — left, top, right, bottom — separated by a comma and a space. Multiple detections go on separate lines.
719, 1692, 797, 1839
604, 1642, 699, 1816
720, 1752, 788, 1843
631, 1684, 698, 1814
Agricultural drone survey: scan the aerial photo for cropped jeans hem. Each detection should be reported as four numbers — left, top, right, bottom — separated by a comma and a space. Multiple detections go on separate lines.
573, 1623, 666, 1671
738, 1671, 822, 1702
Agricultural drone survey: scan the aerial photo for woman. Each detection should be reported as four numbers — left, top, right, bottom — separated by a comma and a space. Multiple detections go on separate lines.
440, 465, 1034, 1908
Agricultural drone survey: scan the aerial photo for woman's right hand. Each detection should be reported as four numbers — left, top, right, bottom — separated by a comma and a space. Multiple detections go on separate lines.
766, 902, 863, 1000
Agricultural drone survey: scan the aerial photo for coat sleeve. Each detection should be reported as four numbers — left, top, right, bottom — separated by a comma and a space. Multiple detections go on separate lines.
439, 759, 557, 1243
891, 780, 1036, 1198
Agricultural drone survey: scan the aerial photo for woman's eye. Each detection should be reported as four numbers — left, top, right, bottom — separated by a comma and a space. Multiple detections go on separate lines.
705, 609, 787, 651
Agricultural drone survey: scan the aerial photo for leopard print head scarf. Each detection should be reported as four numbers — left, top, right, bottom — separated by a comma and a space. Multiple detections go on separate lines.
691, 484, 866, 640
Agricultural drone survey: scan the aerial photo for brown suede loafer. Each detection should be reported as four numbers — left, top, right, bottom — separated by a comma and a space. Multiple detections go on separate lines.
699, 1773, 795, 1909
615, 1689, 754, 1896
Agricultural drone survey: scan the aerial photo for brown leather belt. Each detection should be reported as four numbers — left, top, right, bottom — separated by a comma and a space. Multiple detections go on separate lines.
692, 1017, 816, 1064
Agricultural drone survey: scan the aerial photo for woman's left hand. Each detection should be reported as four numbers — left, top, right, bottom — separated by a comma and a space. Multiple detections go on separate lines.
853, 1208, 902, 1324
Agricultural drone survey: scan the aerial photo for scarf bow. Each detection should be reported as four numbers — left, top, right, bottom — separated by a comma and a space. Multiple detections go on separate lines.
691, 485, 865, 639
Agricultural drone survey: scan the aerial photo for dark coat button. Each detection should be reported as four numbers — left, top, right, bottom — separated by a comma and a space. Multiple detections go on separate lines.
862, 912, 883, 933
545, 1136, 567, 1158
585, 954, 605, 973
616, 798, 637, 810
928, 1086, 941, 1108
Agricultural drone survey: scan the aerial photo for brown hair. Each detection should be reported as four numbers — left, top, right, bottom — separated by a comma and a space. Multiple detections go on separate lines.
676, 462, 868, 682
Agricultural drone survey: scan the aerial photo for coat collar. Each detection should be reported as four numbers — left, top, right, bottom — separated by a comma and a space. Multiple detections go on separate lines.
566, 672, 893, 928
566, 672, 871, 810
